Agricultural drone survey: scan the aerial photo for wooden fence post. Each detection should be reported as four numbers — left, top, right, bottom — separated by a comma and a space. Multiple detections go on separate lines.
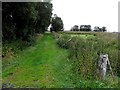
98, 54, 114, 80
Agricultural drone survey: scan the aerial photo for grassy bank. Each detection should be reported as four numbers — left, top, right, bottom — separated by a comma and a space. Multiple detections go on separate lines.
56, 32, 119, 88
2, 32, 119, 88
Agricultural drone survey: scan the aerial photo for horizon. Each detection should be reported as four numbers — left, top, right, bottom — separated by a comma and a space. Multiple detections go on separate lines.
51, 0, 119, 32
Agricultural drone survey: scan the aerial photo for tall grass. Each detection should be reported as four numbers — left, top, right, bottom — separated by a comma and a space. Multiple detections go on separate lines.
56, 32, 119, 87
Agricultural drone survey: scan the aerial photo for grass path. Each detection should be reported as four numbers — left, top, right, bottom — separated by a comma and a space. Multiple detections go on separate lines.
2, 33, 119, 88
2, 33, 74, 88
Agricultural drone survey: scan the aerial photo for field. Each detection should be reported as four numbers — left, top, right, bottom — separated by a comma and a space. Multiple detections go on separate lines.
2, 31, 120, 88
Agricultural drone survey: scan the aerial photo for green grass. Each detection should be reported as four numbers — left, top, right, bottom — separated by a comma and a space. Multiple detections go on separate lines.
2, 33, 74, 88
2, 32, 119, 88
70, 34, 95, 39
56, 32, 119, 88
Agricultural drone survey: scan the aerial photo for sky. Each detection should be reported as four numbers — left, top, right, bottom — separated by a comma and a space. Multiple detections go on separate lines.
51, 0, 119, 32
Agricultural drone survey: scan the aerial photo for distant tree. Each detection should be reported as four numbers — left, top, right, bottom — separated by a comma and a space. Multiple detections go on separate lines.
102, 26, 107, 32
50, 14, 64, 32
94, 26, 100, 32
70, 25, 79, 31
88, 25, 91, 31
80, 25, 91, 31
94, 26, 107, 32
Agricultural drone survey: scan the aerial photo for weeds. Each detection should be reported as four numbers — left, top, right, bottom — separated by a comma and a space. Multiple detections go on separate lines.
56, 32, 119, 88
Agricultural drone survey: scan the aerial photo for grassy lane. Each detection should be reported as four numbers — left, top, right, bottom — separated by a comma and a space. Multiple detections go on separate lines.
2, 33, 74, 88
2, 32, 119, 88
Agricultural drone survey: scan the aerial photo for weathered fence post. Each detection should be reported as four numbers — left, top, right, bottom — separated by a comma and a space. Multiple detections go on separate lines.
98, 54, 114, 80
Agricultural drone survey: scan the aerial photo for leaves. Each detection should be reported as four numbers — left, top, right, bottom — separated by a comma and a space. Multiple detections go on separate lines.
2, 2, 53, 42
50, 15, 64, 32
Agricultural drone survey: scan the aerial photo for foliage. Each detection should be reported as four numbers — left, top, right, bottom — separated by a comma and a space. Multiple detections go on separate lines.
2, 35, 36, 58
70, 25, 79, 31
35, 2, 53, 33
56, 32, 119, 82
80, 25, 91, 31
50, 15, 64, 32
2, 2, 53, 57
2, 33, 119, 88
94, 26, 107, 32
2, 2, 53, 42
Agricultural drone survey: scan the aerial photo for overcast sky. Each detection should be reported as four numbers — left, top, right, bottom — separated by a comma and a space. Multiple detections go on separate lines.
51, 0, 119, 32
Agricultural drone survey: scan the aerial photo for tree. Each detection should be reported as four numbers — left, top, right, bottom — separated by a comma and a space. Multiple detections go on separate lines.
94, 26, 100, 32
12, 2, 37, 41
50, 14, 64, 32
102, 26, 107, 32
2, 2, 16, 41
94, 26, 107, 32
80, 25, 91, 31
70, 25, 79, 31
35, 2, 53, 33
2, 2, 53, 42
2, 2, 38, 41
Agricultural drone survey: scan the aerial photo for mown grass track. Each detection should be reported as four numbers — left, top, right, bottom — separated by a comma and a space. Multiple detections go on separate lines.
2, 33, 74, 88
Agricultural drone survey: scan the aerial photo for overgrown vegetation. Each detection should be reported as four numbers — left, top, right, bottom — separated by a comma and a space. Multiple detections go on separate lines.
2, 32, 119, 88
2, 2, 119, 88
55, 32, 119, 88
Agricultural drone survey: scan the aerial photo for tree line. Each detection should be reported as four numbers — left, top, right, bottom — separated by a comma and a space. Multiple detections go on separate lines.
2, 2, 64, 44
70, 25, 107, 32
2, 2, 53, 43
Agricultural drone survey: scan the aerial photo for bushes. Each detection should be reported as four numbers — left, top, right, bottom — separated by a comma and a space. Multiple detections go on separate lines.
56, 33, 119, 80
2, 40, 29, 58
2, 34, 38, 58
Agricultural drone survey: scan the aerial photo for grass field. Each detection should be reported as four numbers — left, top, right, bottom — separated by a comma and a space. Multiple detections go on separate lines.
2, 32, 119, 88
